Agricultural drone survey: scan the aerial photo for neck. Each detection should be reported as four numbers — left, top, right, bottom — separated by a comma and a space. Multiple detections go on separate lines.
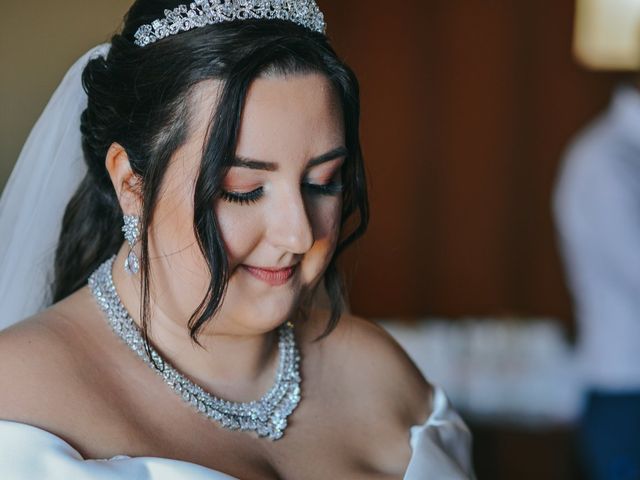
110, 246, 281, 402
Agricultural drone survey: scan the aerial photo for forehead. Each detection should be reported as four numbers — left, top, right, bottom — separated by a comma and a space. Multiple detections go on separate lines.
188, 73, 344, 165
238, 72, 344, 163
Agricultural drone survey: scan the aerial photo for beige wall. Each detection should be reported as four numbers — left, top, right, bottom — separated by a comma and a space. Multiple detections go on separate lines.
1, 1, 132, 191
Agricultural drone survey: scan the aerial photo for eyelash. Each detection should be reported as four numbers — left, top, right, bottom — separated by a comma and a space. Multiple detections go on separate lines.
219, 181, 344, 206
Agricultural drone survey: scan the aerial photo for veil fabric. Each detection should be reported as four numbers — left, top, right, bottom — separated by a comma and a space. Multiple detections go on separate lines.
0, 44, 110, 330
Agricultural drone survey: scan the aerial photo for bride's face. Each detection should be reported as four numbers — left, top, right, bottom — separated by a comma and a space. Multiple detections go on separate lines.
148, 72, 345, 336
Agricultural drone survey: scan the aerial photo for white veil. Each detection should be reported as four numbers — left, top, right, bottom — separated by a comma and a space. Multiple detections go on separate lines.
0, 44, 110, 330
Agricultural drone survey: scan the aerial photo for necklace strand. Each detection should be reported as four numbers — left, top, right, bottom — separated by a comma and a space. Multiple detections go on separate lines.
88, 256, 301, 440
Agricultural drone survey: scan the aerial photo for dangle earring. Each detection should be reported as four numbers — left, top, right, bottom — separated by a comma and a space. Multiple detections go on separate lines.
122, 214, 140, 274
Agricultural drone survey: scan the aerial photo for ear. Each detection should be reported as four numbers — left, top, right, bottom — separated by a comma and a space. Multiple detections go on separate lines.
105, 143, 142, 215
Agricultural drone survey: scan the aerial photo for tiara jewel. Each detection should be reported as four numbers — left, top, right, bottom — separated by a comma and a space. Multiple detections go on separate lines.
133, 0, 326, 47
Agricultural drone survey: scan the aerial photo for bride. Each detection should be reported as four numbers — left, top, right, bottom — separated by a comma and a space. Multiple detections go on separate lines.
0, 1, 475, 478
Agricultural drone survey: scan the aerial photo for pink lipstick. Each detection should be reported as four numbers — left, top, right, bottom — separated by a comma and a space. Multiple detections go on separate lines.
242, 265, 297, 286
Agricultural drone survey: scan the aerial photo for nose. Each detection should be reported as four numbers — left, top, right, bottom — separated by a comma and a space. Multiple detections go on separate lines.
269, 188, 314, 255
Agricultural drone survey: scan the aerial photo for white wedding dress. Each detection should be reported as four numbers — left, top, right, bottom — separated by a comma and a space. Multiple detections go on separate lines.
0, 385, 474, 479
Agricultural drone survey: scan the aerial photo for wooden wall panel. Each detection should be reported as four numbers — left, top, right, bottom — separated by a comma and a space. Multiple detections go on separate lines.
323, 0, 621, 327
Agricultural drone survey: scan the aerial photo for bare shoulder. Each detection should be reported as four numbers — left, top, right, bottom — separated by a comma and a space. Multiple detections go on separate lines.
0, 312, 76, 415
300, 309, 433, 427
0, 288, 103, 429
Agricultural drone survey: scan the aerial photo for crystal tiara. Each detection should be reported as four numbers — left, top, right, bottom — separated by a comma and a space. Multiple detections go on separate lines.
134, 0, 326, 47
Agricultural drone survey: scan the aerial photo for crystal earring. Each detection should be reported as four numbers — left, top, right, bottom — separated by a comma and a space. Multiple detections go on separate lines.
122, 214, 140, 274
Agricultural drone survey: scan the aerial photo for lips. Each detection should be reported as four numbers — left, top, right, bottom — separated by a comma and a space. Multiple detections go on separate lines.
242, 264, 297, 286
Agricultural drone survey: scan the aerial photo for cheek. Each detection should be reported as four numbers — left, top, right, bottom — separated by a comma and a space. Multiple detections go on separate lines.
151, 190, 190, 252
311, 197, 342, 244
214, 201, 262, 267
150, 196, 207, 283
304, 197, 342, 273
148, 161, 209, 287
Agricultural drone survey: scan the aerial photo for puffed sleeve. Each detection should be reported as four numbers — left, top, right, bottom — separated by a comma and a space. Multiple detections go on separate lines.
404, 386, 476, 480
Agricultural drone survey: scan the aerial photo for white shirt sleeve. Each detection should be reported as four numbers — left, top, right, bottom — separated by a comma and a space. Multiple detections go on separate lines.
554, 109, 640, 387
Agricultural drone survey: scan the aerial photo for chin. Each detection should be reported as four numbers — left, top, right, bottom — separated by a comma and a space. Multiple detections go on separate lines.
249, 297, 300, 331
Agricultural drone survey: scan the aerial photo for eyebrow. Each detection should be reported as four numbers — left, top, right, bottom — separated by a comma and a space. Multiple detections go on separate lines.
232, 146, 348, 171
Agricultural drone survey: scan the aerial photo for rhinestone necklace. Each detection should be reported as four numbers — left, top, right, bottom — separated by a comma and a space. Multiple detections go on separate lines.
88, 256, 302, 440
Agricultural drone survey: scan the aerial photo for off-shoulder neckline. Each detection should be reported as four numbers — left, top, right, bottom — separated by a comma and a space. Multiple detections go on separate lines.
0, 385, 454, 477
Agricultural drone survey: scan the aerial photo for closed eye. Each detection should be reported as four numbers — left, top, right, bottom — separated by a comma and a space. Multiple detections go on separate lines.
219, 187, 264, 205
302, 180, 344, 196
220, 180, 343, 205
